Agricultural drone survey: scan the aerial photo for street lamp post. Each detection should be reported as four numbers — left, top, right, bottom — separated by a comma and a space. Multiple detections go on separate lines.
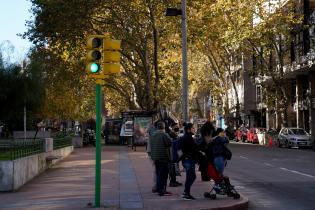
166, 0, 189, 122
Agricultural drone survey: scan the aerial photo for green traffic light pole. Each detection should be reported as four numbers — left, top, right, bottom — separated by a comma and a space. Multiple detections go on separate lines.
95, 83, 102, 207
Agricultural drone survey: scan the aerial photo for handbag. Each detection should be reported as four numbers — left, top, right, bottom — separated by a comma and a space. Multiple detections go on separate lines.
223, 145, 232, 160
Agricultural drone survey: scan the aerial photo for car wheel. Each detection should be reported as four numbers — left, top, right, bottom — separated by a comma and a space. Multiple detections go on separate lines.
277, 139, 282, 147
285, 139, 290, 148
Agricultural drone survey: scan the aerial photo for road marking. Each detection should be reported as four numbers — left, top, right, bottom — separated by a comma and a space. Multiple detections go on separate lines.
240, 156, 248, 159
280, 167, 315, 179
234, 186, 245, 189
264, 163, 273, 167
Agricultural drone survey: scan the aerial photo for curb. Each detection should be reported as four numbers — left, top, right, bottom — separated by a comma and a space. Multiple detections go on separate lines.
202, 195, 249, 210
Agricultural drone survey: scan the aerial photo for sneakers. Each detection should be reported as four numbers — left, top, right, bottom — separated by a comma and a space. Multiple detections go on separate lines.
182, 193, 196, 200
169, 181, 183, 187
164, 191, 173, 196
159, 191, 173, 196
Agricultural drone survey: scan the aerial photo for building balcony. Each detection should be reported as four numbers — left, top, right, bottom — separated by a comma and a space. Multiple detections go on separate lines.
283, 49, 315, 78
254, 76, 271, 84
293, 100, 310, 112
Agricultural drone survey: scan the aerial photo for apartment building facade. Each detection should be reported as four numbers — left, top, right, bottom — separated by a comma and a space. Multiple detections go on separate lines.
264, 0, 315, 135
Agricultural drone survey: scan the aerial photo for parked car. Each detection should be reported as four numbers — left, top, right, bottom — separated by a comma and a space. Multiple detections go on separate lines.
236, 127, 248, 142
266, 128, 278, 136
277, 128, 312, 148
247, 128, 259, 144
239, 127, 248, 142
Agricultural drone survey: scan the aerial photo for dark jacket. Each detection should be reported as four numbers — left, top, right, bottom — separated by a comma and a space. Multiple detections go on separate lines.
171, 137, 182, 163
150, 130, 172, 163
168, 130, 180, 163
181, 132, 200, 161
203, 136, 230, 162
211, 136, 229, 158
204, 141, 214, 163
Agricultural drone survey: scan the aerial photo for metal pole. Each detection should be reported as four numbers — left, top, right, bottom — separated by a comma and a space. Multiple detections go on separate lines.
181, 0, 189, 122
95, 83, 102, 207
24, 104, 26, 140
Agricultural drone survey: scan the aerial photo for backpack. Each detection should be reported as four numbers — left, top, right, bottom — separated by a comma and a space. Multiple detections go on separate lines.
223, 145, 232, 160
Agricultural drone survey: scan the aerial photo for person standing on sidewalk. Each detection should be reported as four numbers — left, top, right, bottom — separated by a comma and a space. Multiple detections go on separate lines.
147, 120, 159, 193
181, 123, 199, 200
150, 121, 172, 196
168, 124, 183, 187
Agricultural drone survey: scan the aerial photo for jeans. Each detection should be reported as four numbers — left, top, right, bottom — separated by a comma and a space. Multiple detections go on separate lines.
155, 162, 169, 194
214, 156, 225, 175
169, 163, 177, 183
182, 159, 196, 195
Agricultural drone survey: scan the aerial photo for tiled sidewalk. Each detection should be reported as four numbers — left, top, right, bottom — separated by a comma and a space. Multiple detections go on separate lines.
0, 146, 248, 210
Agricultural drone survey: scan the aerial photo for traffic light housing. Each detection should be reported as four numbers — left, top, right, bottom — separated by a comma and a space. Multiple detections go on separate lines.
86, 36, 103, 74
103, 39, 121, 74
85, 36, 121, 84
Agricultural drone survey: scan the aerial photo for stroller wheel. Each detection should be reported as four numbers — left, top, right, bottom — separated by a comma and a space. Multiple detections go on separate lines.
227, 191, 234, 197
210, 194, 217, 200
233, 193, 240, 199
204, 192, 211, 198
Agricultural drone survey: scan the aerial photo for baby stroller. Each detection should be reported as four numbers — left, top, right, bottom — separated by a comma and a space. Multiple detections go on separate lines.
203, 163, 240, 200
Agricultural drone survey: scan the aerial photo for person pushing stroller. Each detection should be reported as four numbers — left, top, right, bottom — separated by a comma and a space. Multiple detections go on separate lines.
202, 127, 239, 199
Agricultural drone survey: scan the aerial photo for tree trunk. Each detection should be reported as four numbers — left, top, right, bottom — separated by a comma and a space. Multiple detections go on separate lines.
195, 98, 204, 118
227, 66, 241, 123
144, 38, 152, 110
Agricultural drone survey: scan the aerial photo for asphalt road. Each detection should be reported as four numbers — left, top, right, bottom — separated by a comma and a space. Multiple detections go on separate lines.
225, 142, 315, 210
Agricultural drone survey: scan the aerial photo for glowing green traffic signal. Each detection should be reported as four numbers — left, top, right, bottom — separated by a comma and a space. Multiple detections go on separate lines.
87, 63, 101, 73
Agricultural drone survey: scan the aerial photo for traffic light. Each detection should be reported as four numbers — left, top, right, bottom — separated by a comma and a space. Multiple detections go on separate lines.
86, 36, 103, 74
103, 39, 121, 74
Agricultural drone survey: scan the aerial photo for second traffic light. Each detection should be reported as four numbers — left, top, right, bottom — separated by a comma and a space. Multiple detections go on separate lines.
86, 36, 103, 74
103, 39, 121, 74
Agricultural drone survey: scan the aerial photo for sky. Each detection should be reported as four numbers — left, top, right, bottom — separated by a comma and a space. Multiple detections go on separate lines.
0, 0, 33, 63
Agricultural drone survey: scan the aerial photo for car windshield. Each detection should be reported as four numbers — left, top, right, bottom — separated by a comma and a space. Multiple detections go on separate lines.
289, 129, 307, 135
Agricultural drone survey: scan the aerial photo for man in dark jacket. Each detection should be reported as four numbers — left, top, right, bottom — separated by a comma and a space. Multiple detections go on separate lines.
150, 121, 172, 196
180, 123, 199, 200
168, 124, 183, 187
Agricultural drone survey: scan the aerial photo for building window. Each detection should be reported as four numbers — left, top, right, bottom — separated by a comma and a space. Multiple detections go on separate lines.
256, 85, 262, 104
